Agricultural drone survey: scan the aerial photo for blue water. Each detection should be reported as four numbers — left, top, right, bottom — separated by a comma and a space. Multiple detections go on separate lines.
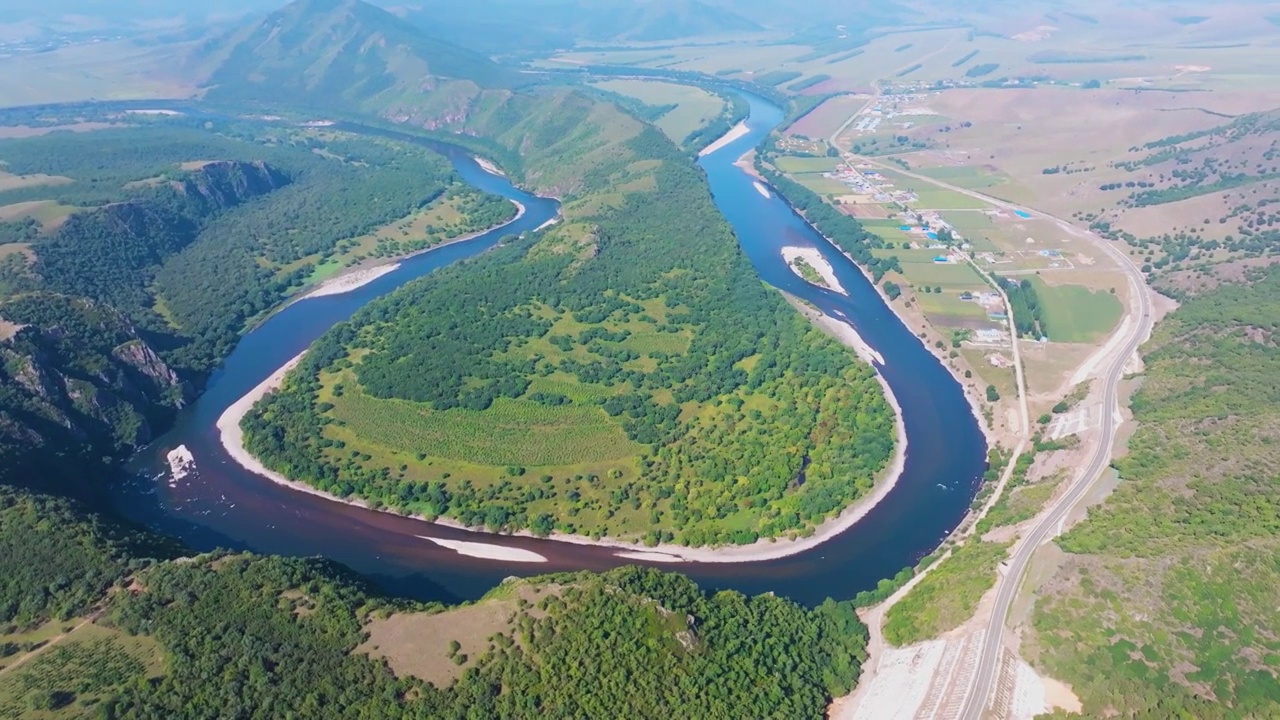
1015, 210, 1032, 218
111, 95, 987, 607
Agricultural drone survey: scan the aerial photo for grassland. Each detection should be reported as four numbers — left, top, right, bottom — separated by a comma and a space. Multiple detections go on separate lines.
774, 156, 842, 174
588, 79, 725, 143
883, 540, 1011, 646
0, 200, 79, 229
1030, 278, 1123, 343
1027, 268, 1280, 717
0, 39, 195, 108
914, 165, 1008, 191
325, 371, 641, 468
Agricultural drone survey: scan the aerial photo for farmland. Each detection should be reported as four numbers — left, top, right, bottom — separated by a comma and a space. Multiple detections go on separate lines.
589, 79, 725, 144
0, 623, 164, 718
1030, 278, 1123, 343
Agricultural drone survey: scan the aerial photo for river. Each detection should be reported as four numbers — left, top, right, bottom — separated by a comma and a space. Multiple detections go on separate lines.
111, 94, 987, 607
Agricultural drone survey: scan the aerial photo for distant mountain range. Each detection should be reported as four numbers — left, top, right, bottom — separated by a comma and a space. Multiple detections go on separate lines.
190, 0, 520, 117
381, 0, 763, 53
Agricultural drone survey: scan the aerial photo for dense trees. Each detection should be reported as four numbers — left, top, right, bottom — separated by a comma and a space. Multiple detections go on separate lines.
0, 488, 172, 629
0, 485, 869, 720
993, 274, 1048, 338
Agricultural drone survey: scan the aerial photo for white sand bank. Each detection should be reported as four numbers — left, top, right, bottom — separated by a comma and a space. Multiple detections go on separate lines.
418, 537, 548, 563
475, 157, 506, 176
304, 264, 401, 299
698, 121, 749, 157
782, 245, 847, 295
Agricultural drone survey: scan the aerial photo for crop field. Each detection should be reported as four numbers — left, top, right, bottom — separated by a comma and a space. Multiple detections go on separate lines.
898, 260, 987, 287
915, 165, 1009, 191
0, 624, 163, 718
773, 155, 842, 173
911, 187, 991, 210
1031, 278, 1124, 343
916, 292, 991, 321
793, 173, 854, 196
589, 79, 725, 142
327, 383, 640, 468
786, 94, 867, 139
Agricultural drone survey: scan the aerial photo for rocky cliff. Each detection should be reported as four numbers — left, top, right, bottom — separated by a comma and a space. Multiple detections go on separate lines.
0, 295, 191, 497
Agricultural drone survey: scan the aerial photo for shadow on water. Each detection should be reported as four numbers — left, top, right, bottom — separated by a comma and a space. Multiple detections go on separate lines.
110, 95, 986, 607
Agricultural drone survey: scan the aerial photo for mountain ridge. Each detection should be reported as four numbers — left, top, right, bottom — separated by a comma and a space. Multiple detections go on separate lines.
194, 0, 520, 115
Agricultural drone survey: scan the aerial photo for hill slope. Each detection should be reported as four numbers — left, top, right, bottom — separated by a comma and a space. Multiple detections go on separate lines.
196, 0, 519, 113
387, 0, 762, 53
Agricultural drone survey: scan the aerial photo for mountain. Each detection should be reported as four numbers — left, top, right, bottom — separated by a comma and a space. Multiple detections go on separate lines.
194, 0, 519, 113
385, 0, 763, 54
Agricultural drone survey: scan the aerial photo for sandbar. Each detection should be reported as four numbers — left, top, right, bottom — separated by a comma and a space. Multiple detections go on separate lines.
418, 536, 548, 563
782, 245, 847, 295
475, 157, 506, 177
698, 121, 750, 157
304, 264, 400, 299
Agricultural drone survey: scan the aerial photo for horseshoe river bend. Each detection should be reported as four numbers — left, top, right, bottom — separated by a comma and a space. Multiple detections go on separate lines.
111, 92, 987, 607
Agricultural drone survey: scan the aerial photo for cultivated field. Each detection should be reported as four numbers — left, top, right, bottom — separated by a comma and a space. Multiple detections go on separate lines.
0, 622, 164, 717
589, 79, 725, 143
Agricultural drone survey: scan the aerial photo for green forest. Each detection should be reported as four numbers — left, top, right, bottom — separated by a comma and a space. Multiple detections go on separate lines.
0, 484, 866, 719
1031, 266, 1280, 718
244, 98, 897, 547
0, 121, 515, 498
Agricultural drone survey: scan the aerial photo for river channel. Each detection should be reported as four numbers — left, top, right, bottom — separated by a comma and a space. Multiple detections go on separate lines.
111, 94, 987, 607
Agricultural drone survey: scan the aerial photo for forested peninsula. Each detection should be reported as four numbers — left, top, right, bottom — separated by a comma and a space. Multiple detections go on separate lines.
242, 90, 898, 548
0, 0, 881, 716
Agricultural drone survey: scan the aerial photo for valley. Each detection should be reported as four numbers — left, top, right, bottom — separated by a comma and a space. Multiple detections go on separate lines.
1, 0, 1277, 718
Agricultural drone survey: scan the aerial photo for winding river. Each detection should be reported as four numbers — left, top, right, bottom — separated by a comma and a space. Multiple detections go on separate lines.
111, 94, 986, 607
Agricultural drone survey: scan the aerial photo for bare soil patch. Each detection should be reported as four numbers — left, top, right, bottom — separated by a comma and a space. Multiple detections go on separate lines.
0, 122, 116, 139
0, 171, 73, 192
357, 583, 559, 688
839, 201, 891, 218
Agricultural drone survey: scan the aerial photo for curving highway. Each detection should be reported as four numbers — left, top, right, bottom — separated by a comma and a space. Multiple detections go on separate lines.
836, 156, 1154, 718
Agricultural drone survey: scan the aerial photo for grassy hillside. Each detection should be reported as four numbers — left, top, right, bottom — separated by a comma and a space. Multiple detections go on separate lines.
196, 0, 520, 114
1028, 266, 1280, 717
391, 0, 762, 54
243, 88, 897, 547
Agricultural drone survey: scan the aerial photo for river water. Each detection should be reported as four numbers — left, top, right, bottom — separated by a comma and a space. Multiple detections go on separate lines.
112, 95, 986, 607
